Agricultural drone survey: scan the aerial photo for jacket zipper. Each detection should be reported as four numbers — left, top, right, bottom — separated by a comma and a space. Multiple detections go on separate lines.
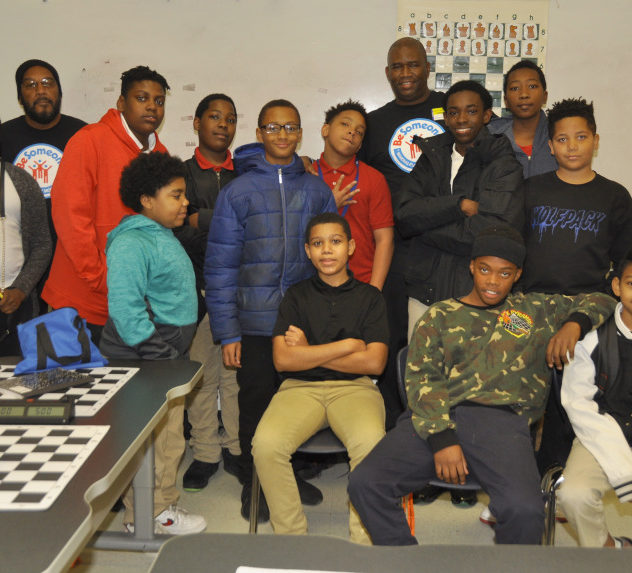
279, 168, 288, 295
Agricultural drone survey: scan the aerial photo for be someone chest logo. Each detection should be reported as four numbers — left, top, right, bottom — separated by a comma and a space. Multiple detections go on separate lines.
498, 309, 534, 338
388, 116, 444, 173
13, 143, 63, 199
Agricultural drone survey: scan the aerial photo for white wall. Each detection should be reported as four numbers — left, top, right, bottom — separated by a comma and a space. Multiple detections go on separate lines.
1, 0, 630, 188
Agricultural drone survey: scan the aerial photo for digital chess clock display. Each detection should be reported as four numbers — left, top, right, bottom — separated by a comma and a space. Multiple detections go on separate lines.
0, 400, 73, 423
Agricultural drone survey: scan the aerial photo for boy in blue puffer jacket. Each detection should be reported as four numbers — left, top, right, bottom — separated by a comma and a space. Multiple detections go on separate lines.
100, 152, 207, 536
205, 99, 337, 522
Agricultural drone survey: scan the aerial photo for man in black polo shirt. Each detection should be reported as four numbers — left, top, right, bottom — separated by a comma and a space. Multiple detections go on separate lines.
252, 213, 388, 544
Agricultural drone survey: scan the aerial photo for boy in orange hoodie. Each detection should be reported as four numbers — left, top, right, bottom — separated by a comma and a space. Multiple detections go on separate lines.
42, 65, 169, 343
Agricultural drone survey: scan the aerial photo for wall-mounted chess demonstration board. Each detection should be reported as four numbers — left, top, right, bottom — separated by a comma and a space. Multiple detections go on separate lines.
397, 0, 549, 117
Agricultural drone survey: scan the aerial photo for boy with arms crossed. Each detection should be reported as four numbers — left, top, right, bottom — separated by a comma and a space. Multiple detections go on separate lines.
252, 213, 387, 543
348, 225, 615, 546
558, 253, 632, 548
314, 100, 393, 290
205, 100, 337, 520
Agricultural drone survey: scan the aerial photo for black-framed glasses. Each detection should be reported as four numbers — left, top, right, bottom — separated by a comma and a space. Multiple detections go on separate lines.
259, 123, 301, 134
22, 78, 57, 90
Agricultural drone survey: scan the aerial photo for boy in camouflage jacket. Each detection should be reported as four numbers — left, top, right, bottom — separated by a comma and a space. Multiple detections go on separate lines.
348, 225, 615, 546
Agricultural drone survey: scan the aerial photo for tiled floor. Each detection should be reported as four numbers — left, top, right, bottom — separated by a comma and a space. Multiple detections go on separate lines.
73, 442, 632, 572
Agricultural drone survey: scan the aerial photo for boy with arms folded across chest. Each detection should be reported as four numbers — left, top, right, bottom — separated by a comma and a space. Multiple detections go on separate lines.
252, 212, 388, 543
348, 225, 615, 546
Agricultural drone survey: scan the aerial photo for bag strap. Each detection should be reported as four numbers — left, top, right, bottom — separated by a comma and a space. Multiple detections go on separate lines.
0, 160, 5, 218
35, 314, 92, 370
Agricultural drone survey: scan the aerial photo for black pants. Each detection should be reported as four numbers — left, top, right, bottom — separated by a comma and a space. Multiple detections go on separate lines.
348, 405, 544, 546
0, 293, 36, 357
237, 335, 280, 477
377, 270, 407, 429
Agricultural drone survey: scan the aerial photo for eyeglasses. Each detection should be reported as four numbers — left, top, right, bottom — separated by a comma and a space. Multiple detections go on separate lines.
259, 123, 301, 134
22, 78, 57, 90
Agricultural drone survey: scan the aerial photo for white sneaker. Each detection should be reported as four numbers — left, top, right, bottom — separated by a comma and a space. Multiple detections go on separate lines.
479, 505, 496, 526
154, 505, 207, 535
124, 505, 207, 535
479, 504, 567, 527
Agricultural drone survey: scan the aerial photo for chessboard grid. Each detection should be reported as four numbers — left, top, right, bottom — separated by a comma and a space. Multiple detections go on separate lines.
0, 424, 109, 511
0, 366, 138, 417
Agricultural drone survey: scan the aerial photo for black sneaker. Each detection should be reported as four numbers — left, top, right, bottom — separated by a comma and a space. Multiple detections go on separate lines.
412, 484, 444, 504
241, 481, 269, 523
183, 459, 219, 491
295, 474, 323, 505
222, 448, 241, 480
450, 489, 477, 507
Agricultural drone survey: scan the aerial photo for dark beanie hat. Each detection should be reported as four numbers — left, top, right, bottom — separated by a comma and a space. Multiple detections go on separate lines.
471, 224, 526, 267
15, 59, 62, 99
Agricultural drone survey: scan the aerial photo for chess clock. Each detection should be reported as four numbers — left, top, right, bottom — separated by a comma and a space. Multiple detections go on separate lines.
0, 398, 74, 424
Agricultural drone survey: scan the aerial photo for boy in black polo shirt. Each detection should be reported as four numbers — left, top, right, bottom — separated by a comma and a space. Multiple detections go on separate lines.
252, 212, 388, 543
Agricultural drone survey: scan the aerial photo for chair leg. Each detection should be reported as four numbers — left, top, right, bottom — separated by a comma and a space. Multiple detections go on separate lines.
249, 465, 260, 534
541, 465, 564, 545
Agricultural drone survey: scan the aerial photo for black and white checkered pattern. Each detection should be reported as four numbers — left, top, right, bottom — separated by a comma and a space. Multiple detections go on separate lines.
0, 425, 109, 510
0, 366, 137, 417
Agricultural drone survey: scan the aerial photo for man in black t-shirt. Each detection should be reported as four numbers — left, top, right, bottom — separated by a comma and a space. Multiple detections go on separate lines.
0, 59, 86, 314
358, 38, 445, 430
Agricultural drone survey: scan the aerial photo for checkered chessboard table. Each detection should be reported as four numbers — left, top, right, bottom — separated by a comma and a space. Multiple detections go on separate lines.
0, 366, 138, 417
0, 425, 109, 510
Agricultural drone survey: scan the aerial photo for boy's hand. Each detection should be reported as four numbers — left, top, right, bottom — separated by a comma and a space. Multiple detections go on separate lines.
284, 325, 308, 347
222, 341, 242, 368
332, 175, 360, 209
546, 321, 581, 369
301, 156, 317, 176
0, 288, 26, 315
187, 213, 199, 229
434, 445, 469, 485
460, 198, 479, 217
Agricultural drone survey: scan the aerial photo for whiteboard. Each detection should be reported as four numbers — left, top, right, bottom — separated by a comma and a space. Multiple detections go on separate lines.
0, 0, 630, 190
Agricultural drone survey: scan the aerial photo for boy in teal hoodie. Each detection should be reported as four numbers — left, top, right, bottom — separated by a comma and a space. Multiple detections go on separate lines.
100, 152, 206, 536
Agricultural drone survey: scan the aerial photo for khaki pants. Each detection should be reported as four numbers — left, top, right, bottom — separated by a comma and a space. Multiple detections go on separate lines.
187, 318, 240, 461
252, 377, 385, 544
557, 438, 617, 547
123, 396, 185, 523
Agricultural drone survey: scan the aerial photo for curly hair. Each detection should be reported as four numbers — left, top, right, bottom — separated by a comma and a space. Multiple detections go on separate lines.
120, 65, 170, 97
195, 93, 236, 119
547, 98, 596, 137
119, 152, 185, 213
324, 99, 367, 125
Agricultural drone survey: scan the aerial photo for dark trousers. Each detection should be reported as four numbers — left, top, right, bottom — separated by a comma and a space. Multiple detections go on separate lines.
237, 335, 280, 477
0, 293, 36, 357
377, 270, 407, 429
536, 368, 574, 475
348, 405, 544, 546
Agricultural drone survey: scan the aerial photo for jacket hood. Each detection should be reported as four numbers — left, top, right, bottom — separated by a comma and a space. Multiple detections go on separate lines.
106, 214, 163, 251
99, 108, 161, 155
233, 142, 306, 176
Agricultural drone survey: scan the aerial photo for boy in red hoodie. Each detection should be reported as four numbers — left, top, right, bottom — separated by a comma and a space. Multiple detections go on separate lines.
42, 66, 169, 343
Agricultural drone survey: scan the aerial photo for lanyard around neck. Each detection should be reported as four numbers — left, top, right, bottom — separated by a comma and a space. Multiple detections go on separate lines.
316, 158, 359, 217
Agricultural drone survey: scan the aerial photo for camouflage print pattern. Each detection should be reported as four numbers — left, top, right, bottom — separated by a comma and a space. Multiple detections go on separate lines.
407, 291, 616, 443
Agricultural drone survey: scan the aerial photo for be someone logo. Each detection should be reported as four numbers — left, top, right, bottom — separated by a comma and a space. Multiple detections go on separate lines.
13, 143, 63, 199
388, 117, 444, 173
